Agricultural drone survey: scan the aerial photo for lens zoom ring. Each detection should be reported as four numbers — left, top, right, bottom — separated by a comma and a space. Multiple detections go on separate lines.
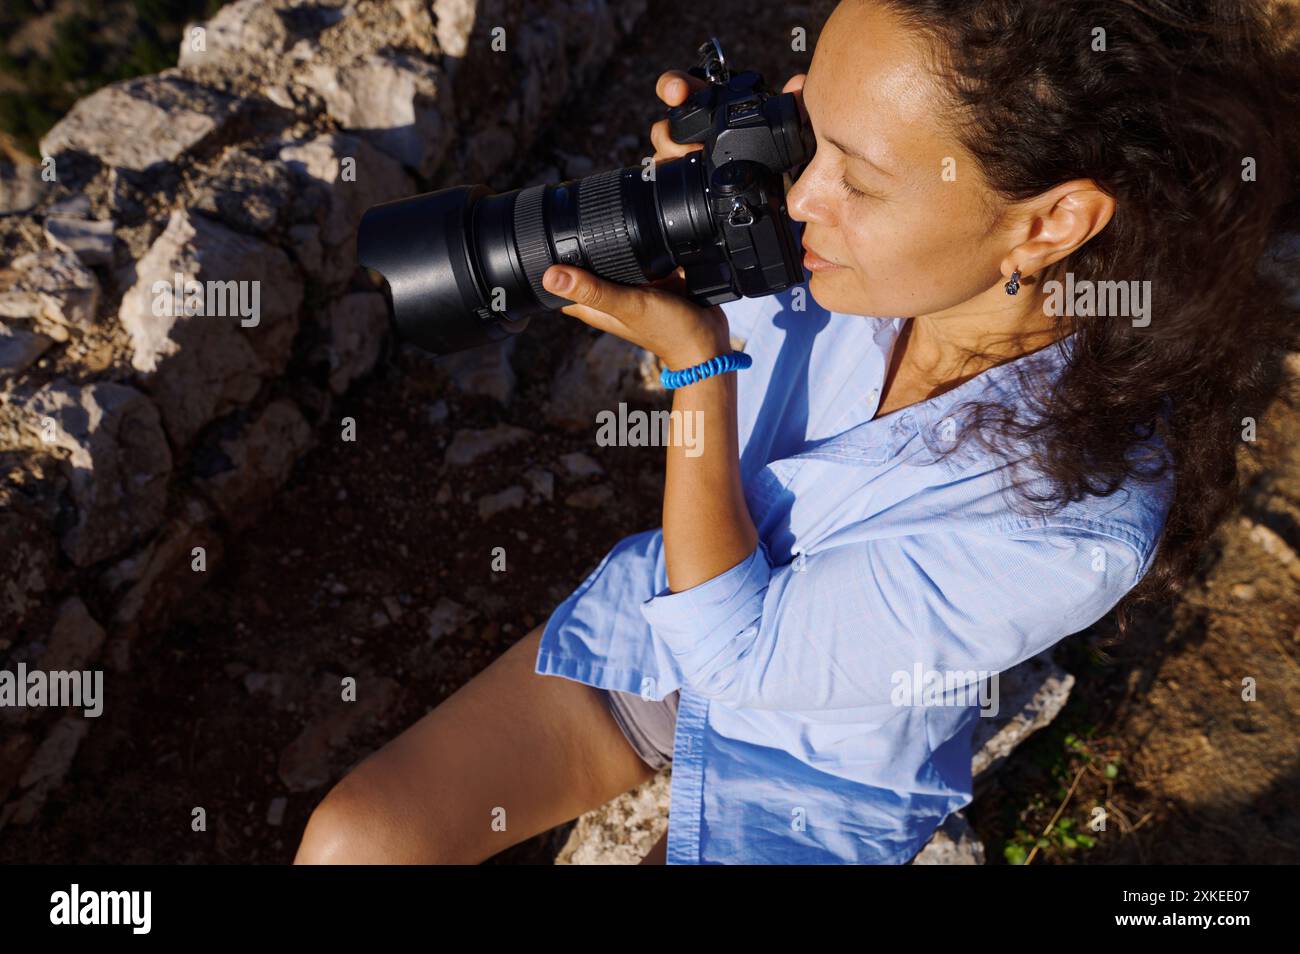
513, 185, 571, 310
578, 169, 648, 286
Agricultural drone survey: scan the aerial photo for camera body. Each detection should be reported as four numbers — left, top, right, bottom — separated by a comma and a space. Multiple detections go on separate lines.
661, 44, 811, 304
356, 38, 811, 356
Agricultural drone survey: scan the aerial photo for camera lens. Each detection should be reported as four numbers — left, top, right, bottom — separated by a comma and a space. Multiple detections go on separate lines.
360, 145, 778, 356
358, 158, 713, 356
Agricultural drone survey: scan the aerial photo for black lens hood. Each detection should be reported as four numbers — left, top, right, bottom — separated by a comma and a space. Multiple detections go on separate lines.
356, 185, 529, 355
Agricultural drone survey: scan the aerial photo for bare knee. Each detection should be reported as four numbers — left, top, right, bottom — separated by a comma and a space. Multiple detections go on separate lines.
294, 772, 452, 864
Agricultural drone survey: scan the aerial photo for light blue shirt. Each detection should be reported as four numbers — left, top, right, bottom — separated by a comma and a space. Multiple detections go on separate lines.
535, 284, 1173, 864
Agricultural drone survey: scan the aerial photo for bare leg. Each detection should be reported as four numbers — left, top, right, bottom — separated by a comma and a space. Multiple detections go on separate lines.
639, 830, 669, 865
294, 623, 657, 863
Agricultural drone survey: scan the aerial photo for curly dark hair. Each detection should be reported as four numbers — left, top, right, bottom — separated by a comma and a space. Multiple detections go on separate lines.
879, 0, 1300, 625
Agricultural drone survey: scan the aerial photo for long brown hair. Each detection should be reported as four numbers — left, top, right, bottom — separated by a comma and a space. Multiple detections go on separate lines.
880, 0, 1300, 622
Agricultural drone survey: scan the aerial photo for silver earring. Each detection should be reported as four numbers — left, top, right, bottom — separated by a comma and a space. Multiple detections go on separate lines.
1004, 269, 1021, 296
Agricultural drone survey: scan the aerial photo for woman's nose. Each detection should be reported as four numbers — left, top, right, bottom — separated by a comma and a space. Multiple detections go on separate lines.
785, 162, 833, 226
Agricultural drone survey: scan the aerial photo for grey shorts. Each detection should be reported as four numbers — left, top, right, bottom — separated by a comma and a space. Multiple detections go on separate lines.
601, 687, 680, 771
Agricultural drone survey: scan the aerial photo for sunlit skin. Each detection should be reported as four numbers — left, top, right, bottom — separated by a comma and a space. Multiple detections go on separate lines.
539, 0, 1116, 618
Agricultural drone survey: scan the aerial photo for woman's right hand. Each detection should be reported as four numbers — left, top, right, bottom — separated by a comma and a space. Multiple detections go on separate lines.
650, 70, 811, 162
650, 70, 709, 161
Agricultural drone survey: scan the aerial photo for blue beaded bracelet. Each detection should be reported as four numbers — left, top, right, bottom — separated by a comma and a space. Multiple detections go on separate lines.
660, 349, 753, 389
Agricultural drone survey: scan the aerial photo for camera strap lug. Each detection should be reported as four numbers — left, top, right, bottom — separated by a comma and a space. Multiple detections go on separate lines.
727, 197, 755, 227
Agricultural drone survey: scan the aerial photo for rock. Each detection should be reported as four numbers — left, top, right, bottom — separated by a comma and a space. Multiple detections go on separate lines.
178, 0, 291, 71
23, 381, 172, 567
0, 249, 101, 340
557, 647, 1073, 864
277, 674, 402, 792
325, 293, 389, 394
43, 216, 116, 267
433, 0, 477, 60
545, 333, 661, 431
118, 208, 304, 446
478, 485, 526, 520
299, 50, 449, 176
908, 811, 985, 865
194, 399, 314, 523
558, 451, 603, 478
48, 193, 91, 219
108, 514, 222, 642
0, 508, 57, 634
267, 796, 288, 827
41, 597, 106, 673
425, 597, 477, 643
2, 717, 90, 829
1241, 517, 1300, 581
0, 732, 36, 807
971, 650, 1075, 784
39, 73, 240, 173
523, 467, 554, 501
0, 157, 44, 216
437, 336, 517, 404
427, 399, 449, 425
278, 132, 414, 287
0, 324, 53, 379
191, 147, 294, 234
554, 768, 670, 865
444, 423, 532, 467
286, 224, 323, 276
565, 484, 613, 510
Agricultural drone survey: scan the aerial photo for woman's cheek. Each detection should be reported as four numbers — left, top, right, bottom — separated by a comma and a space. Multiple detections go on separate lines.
835, 224, 916, 312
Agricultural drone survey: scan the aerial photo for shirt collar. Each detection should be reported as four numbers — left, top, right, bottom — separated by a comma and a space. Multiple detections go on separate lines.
832, 323, 1077, 458
907, 330, 1077, 440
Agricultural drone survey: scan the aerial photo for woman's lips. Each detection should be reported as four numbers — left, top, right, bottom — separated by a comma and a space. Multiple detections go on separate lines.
802, 242, 846, 272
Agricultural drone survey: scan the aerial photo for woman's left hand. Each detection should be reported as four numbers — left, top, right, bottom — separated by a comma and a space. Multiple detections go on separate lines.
541, 263, 731, 370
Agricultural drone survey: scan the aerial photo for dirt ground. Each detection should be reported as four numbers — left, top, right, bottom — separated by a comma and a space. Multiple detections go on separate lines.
3, 0, 1298, 865
969, 391, 1300, 865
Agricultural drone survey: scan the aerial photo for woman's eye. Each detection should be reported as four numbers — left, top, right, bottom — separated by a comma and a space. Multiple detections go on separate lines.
839, 176, 872, 200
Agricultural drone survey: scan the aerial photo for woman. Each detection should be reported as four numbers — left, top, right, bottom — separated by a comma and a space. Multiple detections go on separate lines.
295, 0, 1299, 864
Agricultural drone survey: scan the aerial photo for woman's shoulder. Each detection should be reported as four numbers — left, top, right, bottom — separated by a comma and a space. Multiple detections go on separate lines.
924, 334, 1174, 581
990, 434, 1176, 587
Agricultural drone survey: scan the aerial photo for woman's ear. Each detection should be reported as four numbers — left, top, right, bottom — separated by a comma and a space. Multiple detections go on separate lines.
1002, 179, 1116, 277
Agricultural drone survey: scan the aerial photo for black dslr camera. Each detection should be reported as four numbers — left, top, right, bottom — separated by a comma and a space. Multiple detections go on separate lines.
356, 38, 813, 356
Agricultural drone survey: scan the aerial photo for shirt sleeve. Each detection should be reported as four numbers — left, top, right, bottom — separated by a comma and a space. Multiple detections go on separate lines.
637, 524, 1146, 711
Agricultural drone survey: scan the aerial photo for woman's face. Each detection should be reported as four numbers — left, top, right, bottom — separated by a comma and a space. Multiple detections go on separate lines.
787, 0, 1014, 320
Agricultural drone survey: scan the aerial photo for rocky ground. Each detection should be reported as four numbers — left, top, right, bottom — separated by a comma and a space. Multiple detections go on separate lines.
1, 0, 1298, 866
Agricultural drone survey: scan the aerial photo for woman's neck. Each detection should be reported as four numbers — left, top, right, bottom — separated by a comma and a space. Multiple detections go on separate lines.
873, 282, 1068, 418
907, 282, 1067, 384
